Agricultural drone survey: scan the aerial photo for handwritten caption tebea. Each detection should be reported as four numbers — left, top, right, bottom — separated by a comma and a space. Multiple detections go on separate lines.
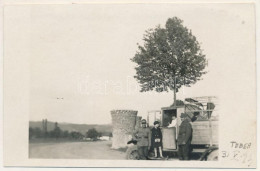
221, 141, 253, 167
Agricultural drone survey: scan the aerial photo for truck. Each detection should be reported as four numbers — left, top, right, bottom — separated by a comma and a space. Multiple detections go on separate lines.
126, 96, 219, 161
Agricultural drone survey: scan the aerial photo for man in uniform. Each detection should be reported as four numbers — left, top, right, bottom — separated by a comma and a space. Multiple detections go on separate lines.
132, 119, 151, 160
177, 113, 192, 160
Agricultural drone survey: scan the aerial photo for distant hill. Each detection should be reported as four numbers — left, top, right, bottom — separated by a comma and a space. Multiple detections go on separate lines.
29, 121, 112, 135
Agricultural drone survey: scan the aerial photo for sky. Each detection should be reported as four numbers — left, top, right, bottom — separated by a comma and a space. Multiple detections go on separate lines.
27, 3, 255, 124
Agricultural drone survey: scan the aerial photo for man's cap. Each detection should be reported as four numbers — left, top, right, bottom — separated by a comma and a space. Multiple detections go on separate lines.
141, 119, 147, 124
180, 113, 188, 118
153, 121, 160, 125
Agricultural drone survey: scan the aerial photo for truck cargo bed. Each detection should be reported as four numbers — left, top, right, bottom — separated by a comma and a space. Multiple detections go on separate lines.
191, 120, 218, 145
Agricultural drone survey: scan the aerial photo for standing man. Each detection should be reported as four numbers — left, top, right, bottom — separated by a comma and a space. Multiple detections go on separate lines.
177, 113, 192, 160
132, 119, 151, 160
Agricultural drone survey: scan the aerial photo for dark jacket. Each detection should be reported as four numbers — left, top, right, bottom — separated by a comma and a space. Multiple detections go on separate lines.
177, 119, 192, 145
151, 127, 162, 147
132, 127, 151, 147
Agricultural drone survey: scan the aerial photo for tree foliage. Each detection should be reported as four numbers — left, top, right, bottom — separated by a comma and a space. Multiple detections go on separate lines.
131, 17, 207, 97
29, 127, 44, 138
29, 127, 83, 140
86, 128, 99, 140
70, 131, 83, 139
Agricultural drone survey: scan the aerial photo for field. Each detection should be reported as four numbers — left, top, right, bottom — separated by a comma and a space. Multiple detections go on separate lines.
29, 140, 126, 159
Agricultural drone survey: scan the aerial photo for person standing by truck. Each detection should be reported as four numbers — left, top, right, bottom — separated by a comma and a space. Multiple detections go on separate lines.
151, 121, 164, 158
132, 119, 151, 160
177, 113, 192, 160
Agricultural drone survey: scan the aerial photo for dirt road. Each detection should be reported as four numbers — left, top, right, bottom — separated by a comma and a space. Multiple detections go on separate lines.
29, 140, 126, 159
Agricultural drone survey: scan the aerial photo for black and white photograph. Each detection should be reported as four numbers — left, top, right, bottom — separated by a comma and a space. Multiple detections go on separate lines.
2, 0, 257, 169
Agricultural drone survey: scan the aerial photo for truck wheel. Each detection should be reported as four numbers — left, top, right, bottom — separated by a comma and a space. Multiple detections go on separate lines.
207, 149, 218, 161
126, 146, 139, 160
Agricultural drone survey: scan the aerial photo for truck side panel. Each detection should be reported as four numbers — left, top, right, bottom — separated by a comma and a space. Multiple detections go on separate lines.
191, 121, 218, 145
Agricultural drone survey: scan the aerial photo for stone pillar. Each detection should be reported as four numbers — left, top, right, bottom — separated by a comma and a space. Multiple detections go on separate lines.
111, 110, 138, 149
135, 116, 142, 130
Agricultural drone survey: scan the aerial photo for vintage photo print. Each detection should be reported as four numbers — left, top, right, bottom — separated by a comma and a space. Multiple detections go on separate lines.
3, 0, 256, 168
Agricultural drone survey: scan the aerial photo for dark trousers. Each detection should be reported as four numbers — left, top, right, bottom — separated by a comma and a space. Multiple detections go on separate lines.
137, 146, 148, 160
178, 143, 190, 160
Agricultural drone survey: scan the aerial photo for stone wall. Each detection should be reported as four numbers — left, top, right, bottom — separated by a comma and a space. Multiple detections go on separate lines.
135, 116, 142, 130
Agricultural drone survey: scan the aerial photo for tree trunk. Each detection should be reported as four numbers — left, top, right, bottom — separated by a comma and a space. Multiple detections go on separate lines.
173, 76, 177, 107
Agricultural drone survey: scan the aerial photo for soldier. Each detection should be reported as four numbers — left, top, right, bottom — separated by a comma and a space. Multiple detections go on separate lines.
132, 119, 151, 160
177, 113, 192, 160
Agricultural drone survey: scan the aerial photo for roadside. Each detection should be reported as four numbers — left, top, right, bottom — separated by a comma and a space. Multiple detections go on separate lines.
29, 140, 200, 160
29, 140, 126, 159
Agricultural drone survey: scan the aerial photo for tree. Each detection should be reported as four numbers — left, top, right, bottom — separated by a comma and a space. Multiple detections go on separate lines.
52, 122, 61, 139
131, 17, 207, 105
61, 130, 69, 138
29, 127, 44, 138
70, 131, 83, 140
86, 128, 99, 141
29, 127, 33, 139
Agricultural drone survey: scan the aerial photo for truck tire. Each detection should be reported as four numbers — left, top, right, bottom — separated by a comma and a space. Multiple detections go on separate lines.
126, 145, 139, 160
207, 149, 218, 161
